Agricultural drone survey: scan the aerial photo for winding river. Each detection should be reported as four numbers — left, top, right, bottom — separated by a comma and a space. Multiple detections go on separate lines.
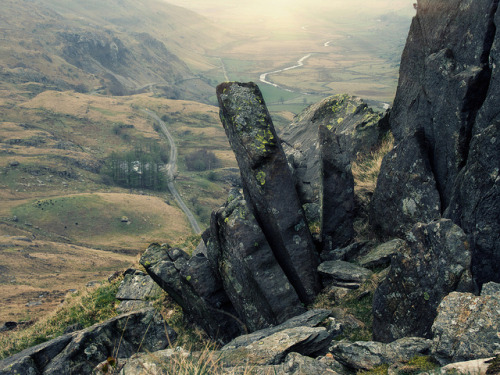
259, 53, 313, 92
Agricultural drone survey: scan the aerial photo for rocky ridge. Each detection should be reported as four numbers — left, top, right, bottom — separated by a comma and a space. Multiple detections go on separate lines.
1, 0, 500, 373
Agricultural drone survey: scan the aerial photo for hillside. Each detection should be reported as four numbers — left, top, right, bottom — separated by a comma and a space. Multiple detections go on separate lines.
0, 0, 232, 101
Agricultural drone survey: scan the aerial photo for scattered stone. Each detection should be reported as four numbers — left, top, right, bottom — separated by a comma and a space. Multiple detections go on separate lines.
8, 161, 19, 167
358, 239, 404, 269
330, 337, 432, 371
86, 281, 101, 288
373, 219, 476, 342
217, 82, 321, 304
431, 288, 500, 364
441, 358, 494, 375
0, 308, 175, 375
222, 309, 331, 350
318, 260, 372, 288
0, 322, 17, 333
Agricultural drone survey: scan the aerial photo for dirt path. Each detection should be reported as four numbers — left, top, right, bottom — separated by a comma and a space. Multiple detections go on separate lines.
141, 109, 202, 235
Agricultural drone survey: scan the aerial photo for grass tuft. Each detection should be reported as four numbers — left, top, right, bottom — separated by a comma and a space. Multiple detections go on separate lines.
0, 278, 121, 360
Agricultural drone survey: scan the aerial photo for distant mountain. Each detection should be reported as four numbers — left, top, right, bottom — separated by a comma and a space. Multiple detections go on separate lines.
0, 0, 232, 101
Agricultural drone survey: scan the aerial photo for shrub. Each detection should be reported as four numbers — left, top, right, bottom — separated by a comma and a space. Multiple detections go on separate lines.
185, 149, 221, 171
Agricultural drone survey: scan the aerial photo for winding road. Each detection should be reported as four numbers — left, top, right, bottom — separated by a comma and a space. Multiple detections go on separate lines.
141, 109, 202, 235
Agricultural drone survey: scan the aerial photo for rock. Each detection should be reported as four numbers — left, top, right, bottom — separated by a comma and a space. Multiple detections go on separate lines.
318, 261, 373, 288
140, 243, 241, 343
223, 352, 341, 375
222, 309, 331, 350
388, 0, 496, 207
481, 282, 500, 296
115, 269, 161, 302
219, 326, 334, 366
118, 347, 190, 375
318, 122, 355, 249
441, 358, 494, 375
370, 136, 441, 237
116, 300, 153, 314
373, 219, 476, 342
210, 190, 305, 332
330, 337, 432, 371
217, 82, 320, 304
0, 308, 175, 375
281, 94, 387, 205
320, 242, 368, 262
8, 161, 20, 167
431, 290, 500, 364
358, 239, 405, 269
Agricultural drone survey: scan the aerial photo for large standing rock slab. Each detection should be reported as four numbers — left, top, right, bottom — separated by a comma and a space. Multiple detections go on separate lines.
0, 308, 175, 375
431, 285, 500, 364
372, 219, 476, 342
370, 136, 441, 237
217, 82, 320, 304
319, 123, 355, 249
211, 190, 305, 332
330, 337, 432, 371
140, 244, 241, 343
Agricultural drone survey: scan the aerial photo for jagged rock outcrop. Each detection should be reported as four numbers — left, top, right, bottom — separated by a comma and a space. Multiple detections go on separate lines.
216, 82, 321, 304
371, 0, 500, 286
330, 337, 432, 371
318, 261, 373, 289
0, 308, 175, 375
209, 190, 306, 331
140, 244, 241, 343
372, 219, 475, 342
431, 282, 500, 364
280, 94, 387, 248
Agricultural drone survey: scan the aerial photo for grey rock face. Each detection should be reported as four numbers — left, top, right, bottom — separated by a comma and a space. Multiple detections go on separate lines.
370, 136, 441, 237
372, 219, 475, 342
371, 0, 500, 287
210, 191, 305, 332
387, 0, 497, 206
222, 309, 331, 350
318, 261, 373, 288
330, 337, 432, 371
0, 308, 175, 375
319, 123, 355, 249
217, 82, 320, 304
431, 286, 500, 364
446, 123, 500, 286
140, 243, 241, 343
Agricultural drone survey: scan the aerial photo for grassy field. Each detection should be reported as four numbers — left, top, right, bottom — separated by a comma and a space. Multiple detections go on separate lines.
0, 87, 239, 324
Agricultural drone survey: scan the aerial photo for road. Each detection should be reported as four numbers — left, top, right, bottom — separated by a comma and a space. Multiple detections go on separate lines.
141, 109, 202, 235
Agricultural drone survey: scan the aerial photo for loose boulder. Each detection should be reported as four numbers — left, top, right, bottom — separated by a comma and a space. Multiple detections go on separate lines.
431, 283, 500, 364
0, 308, 175, 375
